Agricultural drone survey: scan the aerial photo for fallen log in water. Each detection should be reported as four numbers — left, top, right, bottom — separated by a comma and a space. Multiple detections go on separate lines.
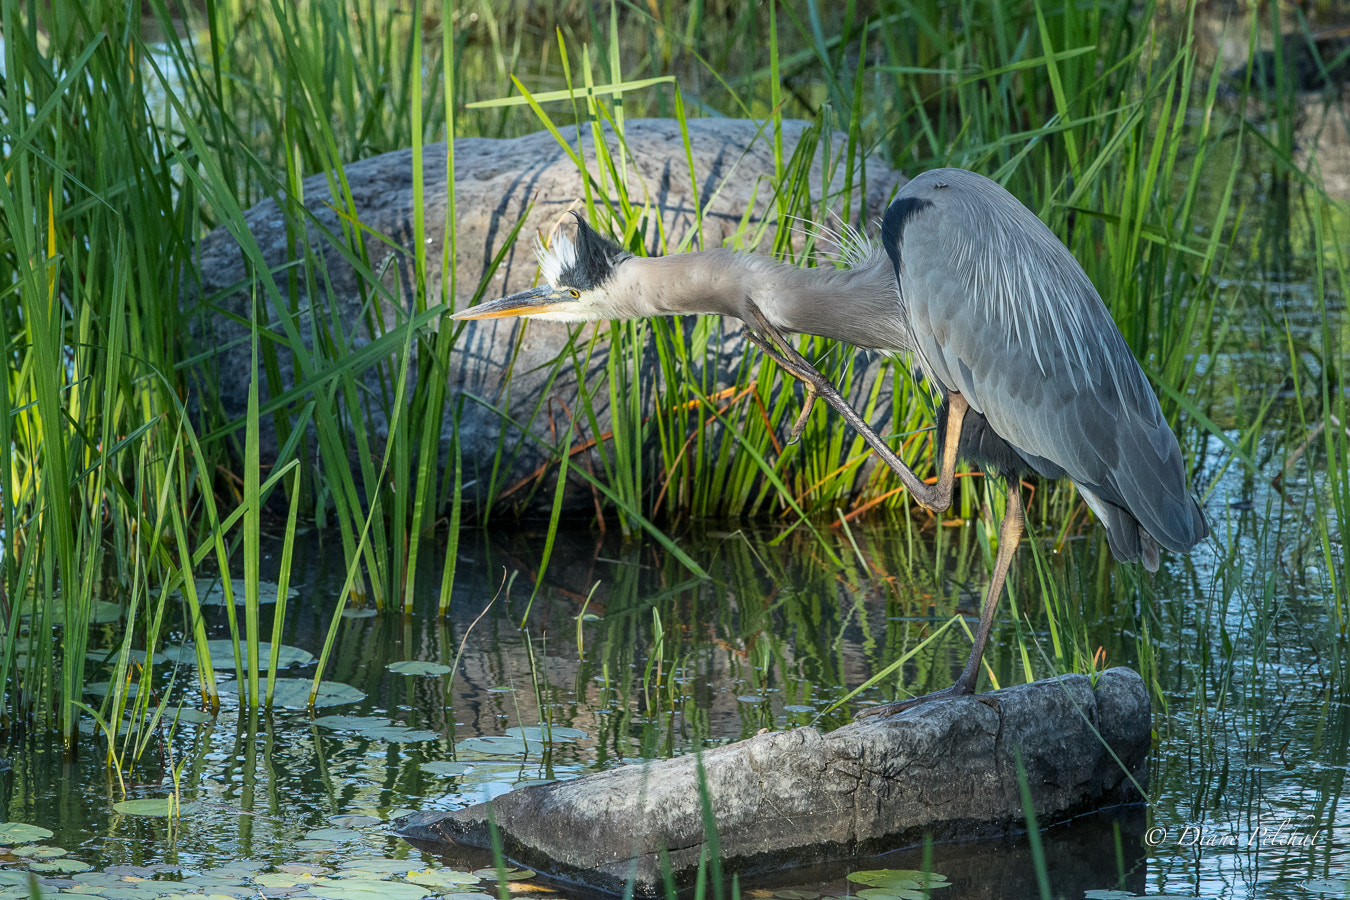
396, 667, 1149, 896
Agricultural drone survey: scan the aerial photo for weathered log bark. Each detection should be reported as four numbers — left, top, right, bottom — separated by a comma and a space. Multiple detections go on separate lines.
396, 667, 1149, 896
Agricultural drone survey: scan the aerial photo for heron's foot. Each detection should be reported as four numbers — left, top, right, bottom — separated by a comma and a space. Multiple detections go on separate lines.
787, 384, 817, 444
854, 681, 976, 719
739, 324, 829, 389
738, 316, 836, 446
736, 299, 936, 503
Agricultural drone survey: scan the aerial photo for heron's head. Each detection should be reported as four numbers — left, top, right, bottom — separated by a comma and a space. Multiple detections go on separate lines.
451, 215, 633, 323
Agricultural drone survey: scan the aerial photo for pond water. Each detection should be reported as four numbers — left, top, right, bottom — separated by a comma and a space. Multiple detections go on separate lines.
2, 418, 1346, 900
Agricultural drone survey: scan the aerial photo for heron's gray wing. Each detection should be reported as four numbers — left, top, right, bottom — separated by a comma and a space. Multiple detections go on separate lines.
897, 186, 1207, 563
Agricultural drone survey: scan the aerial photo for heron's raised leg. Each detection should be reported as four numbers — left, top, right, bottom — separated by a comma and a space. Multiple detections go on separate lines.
739, 298, 966, 513
856, 481, 1025, 718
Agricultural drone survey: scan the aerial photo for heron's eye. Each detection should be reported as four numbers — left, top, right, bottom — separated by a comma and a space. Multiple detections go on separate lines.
568, 289, 580, 299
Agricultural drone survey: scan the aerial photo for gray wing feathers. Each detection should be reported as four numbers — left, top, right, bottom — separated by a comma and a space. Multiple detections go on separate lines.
897, 175, 1207, 563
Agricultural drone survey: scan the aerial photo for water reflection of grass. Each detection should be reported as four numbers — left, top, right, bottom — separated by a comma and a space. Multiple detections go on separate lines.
1, 0, 1347, 893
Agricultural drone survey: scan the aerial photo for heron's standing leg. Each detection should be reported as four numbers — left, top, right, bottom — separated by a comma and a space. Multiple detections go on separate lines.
856, 481, 1025, 718
739, 298, 964, 513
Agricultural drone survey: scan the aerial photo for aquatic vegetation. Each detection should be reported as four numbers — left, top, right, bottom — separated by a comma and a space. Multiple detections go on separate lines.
0, 0, 1346, 895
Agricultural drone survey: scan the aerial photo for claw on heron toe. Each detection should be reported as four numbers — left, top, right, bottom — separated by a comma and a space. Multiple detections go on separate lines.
787, 386, 817, 444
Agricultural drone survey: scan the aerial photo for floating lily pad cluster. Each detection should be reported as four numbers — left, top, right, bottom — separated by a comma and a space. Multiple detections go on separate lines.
453, 726, 587, 760
0, 820, 545, 900
314, 714, 440, 743
386, 661, 452, 677
217, 678, 364, 709
161, 641, 316, 670
402, 724, 588, 804
845, 869, 951, 900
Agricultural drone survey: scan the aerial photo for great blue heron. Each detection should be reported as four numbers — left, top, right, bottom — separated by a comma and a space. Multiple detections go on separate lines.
453, 167, 1209, 716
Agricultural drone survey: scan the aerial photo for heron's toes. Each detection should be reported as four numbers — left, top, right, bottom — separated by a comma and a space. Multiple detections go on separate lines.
787, 395, 815, 444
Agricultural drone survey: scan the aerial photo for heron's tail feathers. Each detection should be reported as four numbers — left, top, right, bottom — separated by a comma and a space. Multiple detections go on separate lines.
1079, 485, 1208, 573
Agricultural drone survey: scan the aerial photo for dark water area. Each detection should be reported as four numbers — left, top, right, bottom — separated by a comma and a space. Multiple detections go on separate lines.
3, 439, 1347, 900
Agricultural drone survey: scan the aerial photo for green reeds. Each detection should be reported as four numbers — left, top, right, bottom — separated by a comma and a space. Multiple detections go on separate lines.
2, 0, 1345, 750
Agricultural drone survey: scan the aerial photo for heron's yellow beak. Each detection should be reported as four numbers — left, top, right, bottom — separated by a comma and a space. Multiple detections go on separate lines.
451, 286, 577, 320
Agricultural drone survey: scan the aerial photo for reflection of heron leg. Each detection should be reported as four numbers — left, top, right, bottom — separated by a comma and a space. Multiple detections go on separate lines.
740, 298, 965, 513
856, 481, 1025, 718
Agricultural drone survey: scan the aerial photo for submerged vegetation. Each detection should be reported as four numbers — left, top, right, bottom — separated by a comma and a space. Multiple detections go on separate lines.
0, 0, 1345, 839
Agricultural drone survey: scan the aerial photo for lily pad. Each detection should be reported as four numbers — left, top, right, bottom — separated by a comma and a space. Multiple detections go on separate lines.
303, 828, 364, 843
112, 798, 201, 817
337, 860, 423, 876
457, 762, 528, 782
68, 875, 120, 887
28, 859, 93, 874
405, 870, 480, 889
420, 761, 473, 777
205, 861, 267, 877
254, 873, 317, 889
184, 890, 253, 900
847, 869, 950, 898
387, 661, 452, 676
313, 715, 392, 731
847, 870, 949, 887
503, 726, 586, 743
162, 641, 314, 670
83, 682, 149, 699
1301, 882, 1350, 896
328, 815, 381, 828
294, 840, 338, 851
275, 864, 332, 876
454, 736, 533, 757
171, 578, 297, 607
107, 864, 181, 876
471, 868, 535, 882
307, 879, 430, 900
362, 727, 441, 743
85, 648, 167, 666
856, 889, 925, 900
97, 887, 176, 900
12, 845, 66, 859
219, 678, 364, 709
0, 824, 54, 844
171, 707, 216, 724
23, 598, 123, 625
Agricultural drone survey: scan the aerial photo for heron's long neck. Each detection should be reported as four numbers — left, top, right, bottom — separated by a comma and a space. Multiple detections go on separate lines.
610, 249, 909, 352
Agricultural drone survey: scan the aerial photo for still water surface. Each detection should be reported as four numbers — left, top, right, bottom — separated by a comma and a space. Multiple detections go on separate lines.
2, 436, 1346, 900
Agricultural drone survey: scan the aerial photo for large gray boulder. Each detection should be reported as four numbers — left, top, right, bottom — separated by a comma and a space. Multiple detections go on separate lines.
187, 119, 904, 515
396, 668, 1150, 896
